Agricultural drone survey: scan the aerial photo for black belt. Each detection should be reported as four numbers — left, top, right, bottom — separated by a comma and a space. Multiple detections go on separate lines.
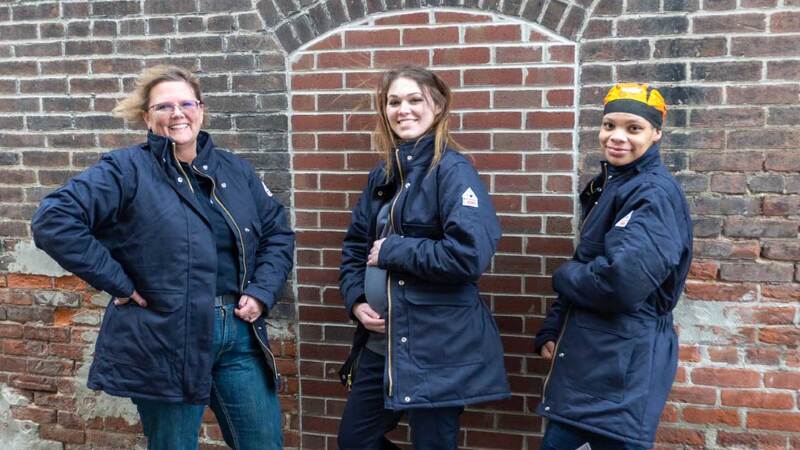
214, 294, 238, 307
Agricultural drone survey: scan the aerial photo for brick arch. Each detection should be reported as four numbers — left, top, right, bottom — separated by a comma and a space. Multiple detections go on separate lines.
290, 8, 578, 448
259, 0, 592, 53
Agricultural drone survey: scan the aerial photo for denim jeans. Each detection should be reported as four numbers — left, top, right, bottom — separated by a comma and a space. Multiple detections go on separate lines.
338, 348, 463, 450
540, 420, 649, 450
133, 304, 282, 450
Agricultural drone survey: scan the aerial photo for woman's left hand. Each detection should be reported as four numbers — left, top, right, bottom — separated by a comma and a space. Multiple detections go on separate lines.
367, 238, 386, 266
235, 294, 264, 323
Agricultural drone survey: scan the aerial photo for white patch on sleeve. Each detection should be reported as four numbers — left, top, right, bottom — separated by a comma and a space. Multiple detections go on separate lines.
261, 181, 273, 197
615, 211, 633, 227
461, 187, 479, 208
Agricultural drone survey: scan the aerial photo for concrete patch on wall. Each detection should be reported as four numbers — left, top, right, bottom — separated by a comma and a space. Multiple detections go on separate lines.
6, 241, 68, 277
0, 384, 62, 450
74, 330, 139, 426
673, 298, 745, 345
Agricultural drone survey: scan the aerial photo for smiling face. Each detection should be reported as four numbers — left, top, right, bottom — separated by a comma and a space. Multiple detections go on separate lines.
599, 112, 662, 166
143, 81, 204, 153
385, 77, 441, 141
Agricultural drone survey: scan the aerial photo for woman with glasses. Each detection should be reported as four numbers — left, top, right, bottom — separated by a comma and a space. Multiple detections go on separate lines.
32, 65, 293, 449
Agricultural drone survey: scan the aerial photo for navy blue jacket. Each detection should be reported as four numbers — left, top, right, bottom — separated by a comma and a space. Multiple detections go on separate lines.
340, 136, 510, 410
31, 131, 294, 404
534, 144, 692, 447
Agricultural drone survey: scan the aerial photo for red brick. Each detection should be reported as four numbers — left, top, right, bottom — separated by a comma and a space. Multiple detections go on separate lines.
462, 112, 521, 130
748, 411, 800, 432
746, 348, 782, 365
725, 306, 795, 325
668, 385, 717, 405
496, 45, 543, 64
526, 154, 572, 171
39, 424, 85, 444
374, 49, 429, 67
494, 90, 542, 109
7, 274, 53, 289
526, 67, 574, 86
464, 68, 523, 86
374, 11, 429, 25
464, 25, 521, 43
495, 174, 542, 192
345, 71, 381, 89
402, 27, 459, 45
291, 53, 313, 71
683, 281, 756, 301
722, 389, 794, 409
433, 47, 490, 65
689, 260, 718, 280
765, 371, 800, 389
547, 45, 575, 63
345, 29, 400, 47
292, 114, 342, 131
546, 90, 573, 107
717, 431, 788, 450
762, 284, 800, 302
317, 51, 370, 69
317, 133, 371, 151
434, 11, 492, 24
691, 367, 761, 387
308, 34, 342, 50
525, 195, 572, 214
679, 345, 702, 362
655, 427, 705, 445
291, 73, 342, 90
497, 215, 542, 234
471, 153, 522, 171
296, 230, 347, 247
452, 90, 490, 109
527, 112, 574, 129
11, 405, 56, 424
683, 407, 740, 426
708, 346, 739, 363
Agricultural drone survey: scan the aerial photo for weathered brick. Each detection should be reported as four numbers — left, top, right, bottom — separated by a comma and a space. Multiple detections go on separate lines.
654, 37, 727, 58
720, 262, 794, 282
581, 39, 650, 62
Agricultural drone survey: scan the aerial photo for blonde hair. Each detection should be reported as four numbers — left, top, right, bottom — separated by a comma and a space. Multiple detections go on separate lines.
374, 66, 462, 179
112, 65, 207, 125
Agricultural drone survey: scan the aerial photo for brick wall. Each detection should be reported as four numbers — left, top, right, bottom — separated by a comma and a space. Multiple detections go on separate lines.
0, 1, 798, 449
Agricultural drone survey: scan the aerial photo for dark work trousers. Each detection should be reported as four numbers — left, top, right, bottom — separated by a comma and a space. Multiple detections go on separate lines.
540, 420, 649, 450
337, 348, 464, 450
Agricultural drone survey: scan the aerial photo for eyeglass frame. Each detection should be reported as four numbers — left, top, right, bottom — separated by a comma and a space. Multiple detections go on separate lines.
146, 99, 204, 115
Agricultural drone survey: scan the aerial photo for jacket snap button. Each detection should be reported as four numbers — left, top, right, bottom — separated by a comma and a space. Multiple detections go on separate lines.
378, 191, 383, 196
608, 175, 613, 179
544, 406, 550, 411
244, 227, 250, 232
398, 280, 405, 286
202, 165, 208, 170
221, 182, 227, 188
406, 155, 412, 161
177, 177, 183, 183
558, 352, 565, 358
404, 396, 411, 402
400, 337, 407, 343
404, 182, 410, 189
597, 187, 602, 192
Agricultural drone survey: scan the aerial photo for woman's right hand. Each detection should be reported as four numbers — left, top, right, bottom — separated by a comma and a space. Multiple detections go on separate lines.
540, 341, 555, 360
114, 290, 148, 308
352, 303, 385, 334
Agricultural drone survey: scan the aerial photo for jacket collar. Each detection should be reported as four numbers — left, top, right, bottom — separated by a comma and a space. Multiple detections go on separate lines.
147, 130, 217, 171
394, 134, 436, 173
605, 142, 662, 176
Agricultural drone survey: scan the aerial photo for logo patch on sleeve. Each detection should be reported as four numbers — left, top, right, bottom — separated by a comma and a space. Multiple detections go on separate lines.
262, 181, 274, 197
615, 211, 633, 227
461, 187, 479, 208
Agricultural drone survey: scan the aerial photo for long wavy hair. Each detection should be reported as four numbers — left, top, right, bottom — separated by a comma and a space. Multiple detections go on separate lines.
373, 66, 462, 179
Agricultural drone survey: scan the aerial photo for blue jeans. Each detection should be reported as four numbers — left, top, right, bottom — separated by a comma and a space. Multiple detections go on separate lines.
133, 304, 282, 450
541, 420, 648, 450
338, 348, 463, 450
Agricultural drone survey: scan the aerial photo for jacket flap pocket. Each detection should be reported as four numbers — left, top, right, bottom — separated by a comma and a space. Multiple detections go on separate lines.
403, 281, 477, 306
137, 289, 184, 312
574, 310, 646, 339
402, 222, 443, 240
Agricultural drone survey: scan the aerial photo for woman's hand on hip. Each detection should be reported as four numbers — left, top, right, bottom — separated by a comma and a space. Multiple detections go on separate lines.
114, 290, 147, 308
366, 238, 386, 267
235, 295, 264, 323
540, 341, 555, 360
353, 303, 385, 334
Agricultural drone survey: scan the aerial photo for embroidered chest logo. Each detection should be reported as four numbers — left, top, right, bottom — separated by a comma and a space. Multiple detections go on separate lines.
615, 211, 633, 227
461, 187, 478, 208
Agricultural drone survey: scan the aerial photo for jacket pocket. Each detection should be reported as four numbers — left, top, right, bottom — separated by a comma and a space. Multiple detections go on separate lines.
403, 282, 482, 368
559, 309, 647, 403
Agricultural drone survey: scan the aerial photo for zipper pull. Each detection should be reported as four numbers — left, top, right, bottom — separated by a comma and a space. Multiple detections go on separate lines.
346, 372, 353, 391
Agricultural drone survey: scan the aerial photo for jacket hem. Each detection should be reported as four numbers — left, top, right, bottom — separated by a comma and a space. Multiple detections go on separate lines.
386, 390, 510, 411
538, 409, 653, 448
87, 382, 206, 405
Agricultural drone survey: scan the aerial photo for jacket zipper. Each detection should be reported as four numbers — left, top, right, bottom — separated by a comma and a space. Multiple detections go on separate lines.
253, 320, 280, 383
191, 166, 248, 292
173, 143, 195, 194
541, 162, 609, 405
385, 148, 405, 398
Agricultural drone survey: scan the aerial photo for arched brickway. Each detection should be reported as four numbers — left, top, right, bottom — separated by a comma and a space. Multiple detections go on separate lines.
290, 9, 577, 448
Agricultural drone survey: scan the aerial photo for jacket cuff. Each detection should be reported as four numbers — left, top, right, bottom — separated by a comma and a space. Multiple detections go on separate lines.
242, 286, 275, 314
533, 332, 557, 354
